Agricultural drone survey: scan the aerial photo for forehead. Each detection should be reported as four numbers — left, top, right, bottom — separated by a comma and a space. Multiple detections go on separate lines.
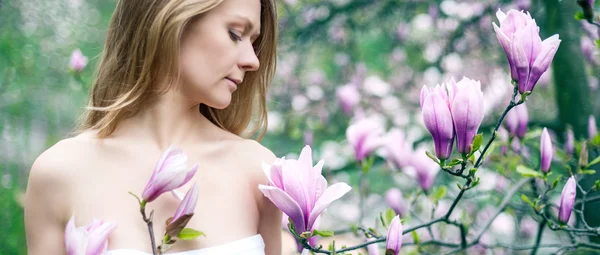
210, 0, 262, 27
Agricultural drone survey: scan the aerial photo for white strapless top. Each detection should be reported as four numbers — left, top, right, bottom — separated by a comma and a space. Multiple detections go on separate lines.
105, 234, 265, 255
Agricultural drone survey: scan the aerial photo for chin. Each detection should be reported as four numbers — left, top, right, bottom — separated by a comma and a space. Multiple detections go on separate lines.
204, 96, 232, 110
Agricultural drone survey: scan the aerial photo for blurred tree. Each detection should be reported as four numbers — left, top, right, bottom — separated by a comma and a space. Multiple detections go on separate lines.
542, 0, 592, 138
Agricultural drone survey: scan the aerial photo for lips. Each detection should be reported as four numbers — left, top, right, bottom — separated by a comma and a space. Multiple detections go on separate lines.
226, 77, 242, 85
225, 78, 239, 91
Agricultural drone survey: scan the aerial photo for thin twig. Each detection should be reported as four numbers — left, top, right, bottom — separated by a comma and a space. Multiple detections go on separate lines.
141, 206, 159, 255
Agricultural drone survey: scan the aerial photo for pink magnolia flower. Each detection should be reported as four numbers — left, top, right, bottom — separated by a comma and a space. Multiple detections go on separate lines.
565, 127, 574, 155
385, 188, 407, 217
589, 115, 598, 140
421, 83, 455, 160
540, 128, 553, 172
336, 83, 361, 115
412, 148, 440, 191
498, 126, 509, 155
69, 49, 88, 72
504, 103, 528, 138
558, 176, 577, 224
493, 9, 561, 94
65, 216, 117, 255
346, 118, 384, 162
258, 146, 352, 237
170, 183, 199, 224
142, 147, 198, 203
366, 237, 380, 255
386, 215, 403, 255
382, 129, 412, 169
451, 77, 485, 154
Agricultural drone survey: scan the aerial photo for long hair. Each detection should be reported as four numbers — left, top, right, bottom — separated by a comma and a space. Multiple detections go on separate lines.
79, 0, 277, 140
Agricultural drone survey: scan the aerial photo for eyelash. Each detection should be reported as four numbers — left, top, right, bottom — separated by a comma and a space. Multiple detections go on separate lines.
228, 30, 242, 42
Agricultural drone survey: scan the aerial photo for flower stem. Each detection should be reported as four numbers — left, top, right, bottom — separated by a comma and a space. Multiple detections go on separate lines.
530, 218, 546, 255
140, 205, 159, 255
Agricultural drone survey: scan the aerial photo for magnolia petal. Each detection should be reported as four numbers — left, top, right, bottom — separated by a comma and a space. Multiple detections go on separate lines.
512, 34, 531, 93
386, 215, 403, 255
493, 22, 511, 54
172, 183, 199, 223
86, 221, 117, 255
171, 189, 184, 201
559, 176, 577, 223
495, 9, 506, 23
298, 145, 313, 170
281, 161, 309, 216
529, 35, 561, 92
419, 85, 429, 109
422, 91, 455, 159
262, 161, 283, 189
313, 159, 324, 177
540, 128, 553, 172
451, 80, 484, 154
65, 216, 88, 255
307, 182, 352, 231
259, 185, 307, 232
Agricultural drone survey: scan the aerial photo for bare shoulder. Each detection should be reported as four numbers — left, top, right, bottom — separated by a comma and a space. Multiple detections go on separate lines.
28, 132, 96, 185
236, 139, 277, 165
25, 132, 96, 254
26, 133, 95, 211
229, 138, 277, 201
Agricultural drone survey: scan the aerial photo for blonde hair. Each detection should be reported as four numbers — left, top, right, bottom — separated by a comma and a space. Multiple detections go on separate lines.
79, 0, 277, 140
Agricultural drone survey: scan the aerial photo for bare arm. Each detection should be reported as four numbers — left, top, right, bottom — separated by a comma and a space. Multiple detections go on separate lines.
259, 192, 283, 255
246, 140, 283, 255
25, 146, 71, 255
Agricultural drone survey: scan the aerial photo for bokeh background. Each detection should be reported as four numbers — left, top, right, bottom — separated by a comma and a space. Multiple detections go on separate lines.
1, 0, 599, 254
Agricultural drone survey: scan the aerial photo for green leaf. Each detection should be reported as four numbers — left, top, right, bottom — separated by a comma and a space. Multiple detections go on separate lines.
519, 92, 530, 103
469, 168, 478, 176
385, 208, 395, 226
425, 151, 440, 164
516, 165, 543, 178
361, 156, 375, 174
469, 154, 476, 165
177, 228, 205, 240
471, 177, 481, 187
447, 158, 463, 167
588, 155, 600, 168
432, 185, 447, 203
471, 133, 483, 152
379, 212, 387, 228
581, 169, 596, 175
575, 11, 586, 21
595, 39, 600, 48
551, 178, 560, 190
411, 231, 420, 244
351, 224, 359, 235
594, 180, 600, 191
521, 194, 535, 207
312, 229, 334, 237
592, 134, 600, 147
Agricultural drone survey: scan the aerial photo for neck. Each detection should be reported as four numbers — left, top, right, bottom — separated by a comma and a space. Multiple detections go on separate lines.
112, 88, 213, 151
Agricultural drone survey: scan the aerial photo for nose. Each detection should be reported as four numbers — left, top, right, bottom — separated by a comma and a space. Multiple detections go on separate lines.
238, 42, 260, 72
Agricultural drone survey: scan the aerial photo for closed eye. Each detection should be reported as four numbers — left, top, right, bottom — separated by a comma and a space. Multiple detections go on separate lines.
228, 30, 242, 42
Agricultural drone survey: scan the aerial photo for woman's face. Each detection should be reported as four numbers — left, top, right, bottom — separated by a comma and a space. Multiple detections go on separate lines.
179, 0, 261, 109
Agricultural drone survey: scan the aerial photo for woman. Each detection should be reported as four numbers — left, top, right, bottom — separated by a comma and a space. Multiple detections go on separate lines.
24, 0, 282, 254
